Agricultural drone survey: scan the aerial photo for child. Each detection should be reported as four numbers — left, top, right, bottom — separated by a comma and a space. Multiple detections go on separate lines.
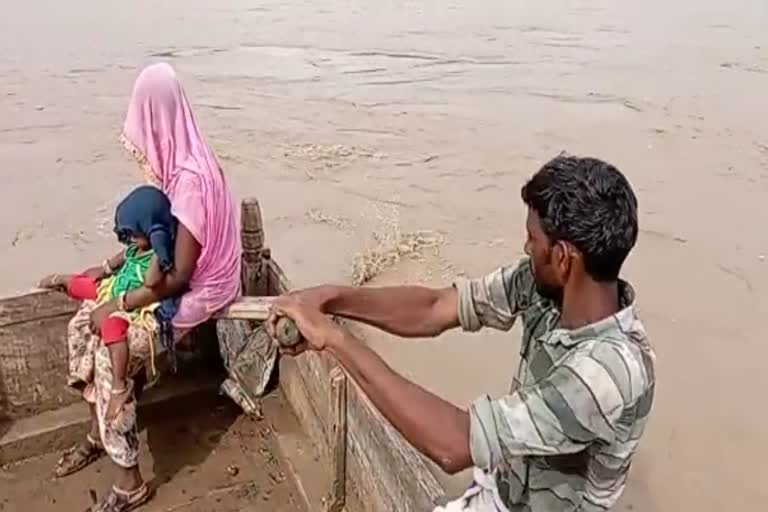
40, 227, 156, 352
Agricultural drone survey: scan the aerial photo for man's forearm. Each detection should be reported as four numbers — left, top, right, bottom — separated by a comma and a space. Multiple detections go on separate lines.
322, 285, 460, 338
326, 331, 472, 474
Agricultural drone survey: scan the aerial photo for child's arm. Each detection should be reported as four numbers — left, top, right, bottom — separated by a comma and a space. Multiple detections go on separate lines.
38, 273, 74, 290
38, 250, 126, 292
81, 249, 127, 280
38, 274, 100, 300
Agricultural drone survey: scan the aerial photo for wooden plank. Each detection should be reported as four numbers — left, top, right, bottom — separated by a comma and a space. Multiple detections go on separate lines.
293, 352, 335, 445
324, 367, 347, 512
0, 289, 78, 328
240, 198, 265, 296
0, 289, 80, 419
345, 375, 445, 511
217, 296, 275, 321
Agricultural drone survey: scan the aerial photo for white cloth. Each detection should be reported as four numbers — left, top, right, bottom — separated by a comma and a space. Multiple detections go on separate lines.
433, 468, 511, 512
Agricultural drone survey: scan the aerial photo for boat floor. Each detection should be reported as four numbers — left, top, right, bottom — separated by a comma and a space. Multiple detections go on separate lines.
0, 394, 311, 512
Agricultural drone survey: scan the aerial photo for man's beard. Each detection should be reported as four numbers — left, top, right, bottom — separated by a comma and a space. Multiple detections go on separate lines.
535, 280, 564, 307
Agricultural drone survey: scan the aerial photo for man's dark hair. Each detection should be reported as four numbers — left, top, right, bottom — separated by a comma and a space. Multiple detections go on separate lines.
521, 154, 638, 281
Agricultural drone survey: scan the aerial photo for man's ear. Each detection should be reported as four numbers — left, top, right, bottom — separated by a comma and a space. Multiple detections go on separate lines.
554, 240, 576, 279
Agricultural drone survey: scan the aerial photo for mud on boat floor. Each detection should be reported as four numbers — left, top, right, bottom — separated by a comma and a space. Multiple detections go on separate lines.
0, 395, 308, 512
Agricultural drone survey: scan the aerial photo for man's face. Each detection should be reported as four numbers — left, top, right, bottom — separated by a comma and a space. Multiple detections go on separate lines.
524, 209, 564, 305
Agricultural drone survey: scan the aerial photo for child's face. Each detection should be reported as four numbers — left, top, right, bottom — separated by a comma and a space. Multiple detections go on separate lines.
131, 234, 150, 251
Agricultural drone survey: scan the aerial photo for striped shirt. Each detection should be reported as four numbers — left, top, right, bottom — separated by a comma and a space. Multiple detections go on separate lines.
454, 258, 655, 512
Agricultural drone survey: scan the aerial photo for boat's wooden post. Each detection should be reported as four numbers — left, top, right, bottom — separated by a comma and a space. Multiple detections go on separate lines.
240, 197, 264, 296
324, 367, 348, 512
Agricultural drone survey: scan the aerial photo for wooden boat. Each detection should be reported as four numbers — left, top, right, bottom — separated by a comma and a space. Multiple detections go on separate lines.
0, 197, 446, 511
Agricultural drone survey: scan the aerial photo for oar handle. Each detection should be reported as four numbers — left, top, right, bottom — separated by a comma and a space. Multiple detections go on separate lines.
274, 316, 302, 348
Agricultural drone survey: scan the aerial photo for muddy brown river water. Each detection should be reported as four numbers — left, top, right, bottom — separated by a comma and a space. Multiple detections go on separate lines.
2, 1, 767, 510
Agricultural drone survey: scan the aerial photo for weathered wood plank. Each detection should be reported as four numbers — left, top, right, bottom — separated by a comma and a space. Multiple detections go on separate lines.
217, 296, 274, 321
324, 367, 347, 512
0, 289, 80, 419
278, 355, 329, 464
0, 289, 78, 328
345, 373, 445, 511
292, 351, 335, 445
241, 198, 264, 296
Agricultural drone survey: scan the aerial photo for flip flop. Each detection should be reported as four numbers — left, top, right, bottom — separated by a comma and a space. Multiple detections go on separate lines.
90, 483, 151, 512
54, 434, 105, 478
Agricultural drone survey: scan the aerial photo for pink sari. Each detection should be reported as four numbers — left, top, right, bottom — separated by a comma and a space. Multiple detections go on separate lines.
121, 63, 241, 328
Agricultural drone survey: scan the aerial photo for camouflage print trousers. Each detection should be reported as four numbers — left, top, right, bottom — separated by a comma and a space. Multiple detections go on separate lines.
67, 301, 153, 469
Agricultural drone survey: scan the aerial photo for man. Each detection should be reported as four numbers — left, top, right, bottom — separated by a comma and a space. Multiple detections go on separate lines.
269, 155, 656, 511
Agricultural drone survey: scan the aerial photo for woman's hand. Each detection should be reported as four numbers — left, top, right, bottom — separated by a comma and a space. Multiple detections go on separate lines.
105, 386, 131, 424
89, 301, 118, 332
267, 294, 344, 356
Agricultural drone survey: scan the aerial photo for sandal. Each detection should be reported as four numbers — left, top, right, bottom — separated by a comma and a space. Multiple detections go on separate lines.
54, 434, 105, 478
89, 483, 151, 512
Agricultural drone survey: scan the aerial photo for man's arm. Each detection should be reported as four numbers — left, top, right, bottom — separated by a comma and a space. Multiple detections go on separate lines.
305, 257, 535, 337
327, 329, 472, 474
318, 285, 460, 338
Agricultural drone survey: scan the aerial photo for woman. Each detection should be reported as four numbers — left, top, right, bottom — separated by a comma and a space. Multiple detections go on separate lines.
45, 63, 242, 512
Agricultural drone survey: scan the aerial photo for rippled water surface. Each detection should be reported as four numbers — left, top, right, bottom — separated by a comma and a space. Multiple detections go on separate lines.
2, 2, 767, 510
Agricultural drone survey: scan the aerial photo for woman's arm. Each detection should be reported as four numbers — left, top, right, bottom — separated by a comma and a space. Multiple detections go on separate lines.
124, 224, 202, 310
143, 257, 164, 288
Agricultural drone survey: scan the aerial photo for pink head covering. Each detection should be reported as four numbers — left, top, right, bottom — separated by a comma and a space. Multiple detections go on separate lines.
122, 63, 241, 328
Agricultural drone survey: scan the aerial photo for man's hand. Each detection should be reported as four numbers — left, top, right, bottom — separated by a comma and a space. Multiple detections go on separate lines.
284, 286, 336, 312
267, 293, 343, 355
89, 301, 118, 332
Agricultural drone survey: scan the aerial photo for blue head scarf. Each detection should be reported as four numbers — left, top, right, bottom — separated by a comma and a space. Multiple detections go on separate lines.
114, 185, 177, 272
114, 185, 184, 371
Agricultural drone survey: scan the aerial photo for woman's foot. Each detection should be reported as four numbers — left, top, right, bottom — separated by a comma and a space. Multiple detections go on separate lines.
90, 483, 151, 512
54, 434, 104, 478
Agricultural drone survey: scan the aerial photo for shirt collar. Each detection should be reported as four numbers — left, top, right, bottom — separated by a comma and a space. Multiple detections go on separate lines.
545, 280, 638, 347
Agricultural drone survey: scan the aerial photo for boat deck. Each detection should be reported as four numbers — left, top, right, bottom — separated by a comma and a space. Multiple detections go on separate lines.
1, 394, 309, 512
